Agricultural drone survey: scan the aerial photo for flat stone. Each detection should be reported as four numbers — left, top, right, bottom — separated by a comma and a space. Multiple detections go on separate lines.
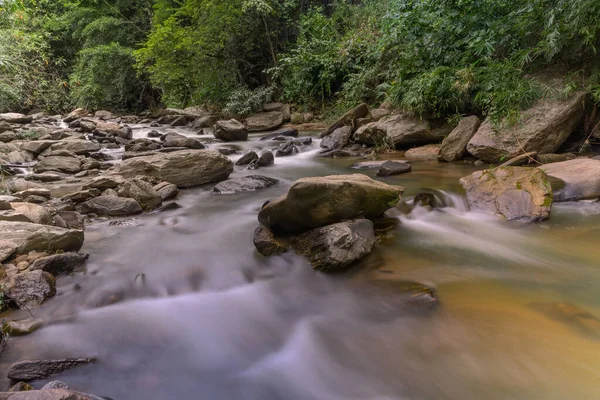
0, 221, 84, 256
8, 359, 94, 380
377, 161, 412, 176
213, 175, 279, 194
78, 196, 142, 216
539, 158, 600, 201
2, 318, 43, 336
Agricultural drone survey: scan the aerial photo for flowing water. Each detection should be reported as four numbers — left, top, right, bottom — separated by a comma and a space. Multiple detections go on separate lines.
1, 128, 600, 399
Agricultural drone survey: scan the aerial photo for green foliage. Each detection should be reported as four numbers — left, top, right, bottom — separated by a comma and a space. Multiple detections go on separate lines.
224, 86, 275, 118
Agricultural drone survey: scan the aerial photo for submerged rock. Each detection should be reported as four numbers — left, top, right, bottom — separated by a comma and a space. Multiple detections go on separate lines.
8, 358, 94, 380
291, 219, 376, 272
460, 167, 553, 222
376, 161, 412, 177
2, 318, 43, 336
539, 158, 600, 201
213, 175, 279, 194
258, 174, 404, 233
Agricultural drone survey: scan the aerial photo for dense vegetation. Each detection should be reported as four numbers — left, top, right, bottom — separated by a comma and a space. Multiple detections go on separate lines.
1, 0, 600, 120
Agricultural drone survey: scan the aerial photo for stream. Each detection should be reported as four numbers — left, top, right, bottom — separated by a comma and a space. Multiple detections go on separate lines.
1, 127, 600, 399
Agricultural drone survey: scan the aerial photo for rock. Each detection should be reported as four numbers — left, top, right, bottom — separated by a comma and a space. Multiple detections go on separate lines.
41, 381, 70, 390
26, 173, 65, 183
258, 174, 404, 233
275, 141, 298, 157
125, 138, 160, 153
257, 151, 274, 167
0, 389, 104, 399
354, 114, 444, 147
0, 113, 32, 124
10, 203, 52, 225
113, 150, 233, 188
291, 220, 376, 272
84, 175, 125, 190
350, 160, 407, 170
63, 108, 88, 123
263, 102, 283, 112
439, 116, 481, 162
51, 140, 101, 155
163, 137, 204, 150
61, 190, 100, 203
6, 270, 56, 308
213, 175, 279, 194
53, 211, 85, 230
236, 151, 259, 166
414, 192, 437, 207
539, 158, 600, 201
153, 182, 179, 201
78, 196, 142, 216
253, 226, 287, 256
95, 121, 121, 133
321, 103, 369, 138
536, 153, 576, 164
466, 93, 586, 162
169, 116, 188, 127
0, 200, 10, 210
0, 221, 84, 257
15, 188, 51, 200
460, 167, 553, 222
258, 128, 298, 141
377, 161, 412, 176
7, 359, 94, 380
3, 318, 43, 336
245, 111, 284, 132
191, 115, 217, 130
94, 110, 113, 120
29, 252, 89, 276
116, 178, 162, 210
147, 130, 161, 138
370, 108, 391, 121
320, 126, 352, 151
8, 382, 34, 392
78, 120, 96, 133
19, 140, 56, 155
214, 120, 248, 141
404, 144, 442, 161
0, 210, 33, 223
34, 156, 81, 174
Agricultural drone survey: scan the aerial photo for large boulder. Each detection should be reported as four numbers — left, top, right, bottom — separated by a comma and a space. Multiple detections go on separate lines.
321, 103, 369, 138
113, 150, 233, 188
291, 219, 376, 272
460, 167, 553, 222
376, 161, 412, 176
50, 140, 101, 155
439, 116, 481, 162
539, 158, 600, 201
78, 196, 142, 216
320, 126, 352, 152
404, 144, 441, 161
466, 93, 586, 162
29, 252, 89, 276
258, 174, 404, 233
34, 156, 81, 174
0, 221, 84, 260
0, 113, 32, 124
245, 111, 283, 132
6, 270, 56, 308
19, 140, 56, 155
116, 178, 162, 210
10, 203, 53, 225
354, 114, 445, 147
213, 175, 278, 194
214, 120, 248, 141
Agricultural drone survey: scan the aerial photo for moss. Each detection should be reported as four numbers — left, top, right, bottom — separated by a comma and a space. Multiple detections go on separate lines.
542, 195, 553, 207
515, 181, 522, 190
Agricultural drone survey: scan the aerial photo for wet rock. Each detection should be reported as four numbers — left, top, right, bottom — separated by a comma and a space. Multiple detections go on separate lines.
213, 175, 279, 194
354, 114, 445, 147
321, 103, 369, 138
258, 128, 298, 141
539, 158, 600, 201
2, 318, 43, 336
169, 116, 188, 127
0, 113, 32, 124
536, 153, 576, 164
19, 141, 56, 155
8, 358, 94, 380
78, 196, 142, 216
147, 130, 161, 138
26, 173, 65, 183
61, 190, 100, 203
0, 221, 84, 258
275, 141, 298, 157
34, 156, 81, 174
439, 116, 481, 162
460, 167, 553, 222
8, 382, 34, 392
163, 136, 204, 150
116, 178, 162, 210
29, 252, 89, 276
291, 220, 376, 272
6, 270, 56, 308
253, 226, 288, 256
63, 108, 88, 123
236, 151, 259, 166
215, 146, 239, 155
153, 182, 178, 201
41, 381, 70, 390
404, 144, 442, 161
83, 175, 125, 190
125, 138, 161, 153
467, 93, 586, 162
10, 203, 52, 225
245, 111, 284, 132
53, 211, 85, 230
113, 150, 233, 188
320, 126, 352, 152
191, 115, 217, 130
413, 192, 437, 208
257, 151, 274, 167
214, 119, 248, 141
50, 140, 101, 155
376, 161, 412, 176
259, 174, 404, 233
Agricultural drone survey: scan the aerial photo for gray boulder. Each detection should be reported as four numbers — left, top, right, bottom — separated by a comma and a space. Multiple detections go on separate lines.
439, 116, 481, 162
540, 158, 600, 201
214, 119, 248, 141
34, 156, 81, 174
153, 181, 179, 201
213, 175, 278, 194
377, 161, 412, 176
10, 203, 53, 225
291, 219, 376, 272
30, 252, 89, 276
116, 178, 162, 210
113, 150, 233, 188
258, 174, 404, 233
466, 93, 586, 162
245, 111, 284, 132
321, 103, 369, 138
253, 226, 287, 256
0, 221, 84, 260
354, 114, 445, 147
78, 196, 142, 216
8, 358, 94, 380
6, 270, 56, 308
236, 151, 259, 166
50, 140, 101, 155
19, 140, 56, 155
320, 126, 352, 152
460, 167, 553, 222
257, 151, 274, 167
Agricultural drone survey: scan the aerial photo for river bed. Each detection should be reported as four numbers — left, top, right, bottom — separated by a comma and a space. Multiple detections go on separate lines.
1, 130, 600, 399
